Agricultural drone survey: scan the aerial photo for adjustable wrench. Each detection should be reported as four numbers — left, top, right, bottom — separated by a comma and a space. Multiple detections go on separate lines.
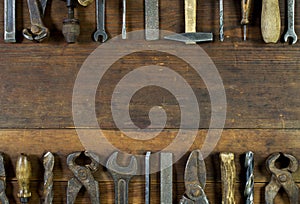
4, 0, 16, 42
93, 0, 108, 42
283, 0, 297, 44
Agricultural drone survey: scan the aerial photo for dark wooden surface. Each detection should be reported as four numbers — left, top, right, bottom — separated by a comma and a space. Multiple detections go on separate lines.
0, 0, 299, 203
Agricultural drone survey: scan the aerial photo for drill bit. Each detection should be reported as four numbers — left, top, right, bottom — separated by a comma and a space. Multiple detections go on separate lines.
244, 151, 254, 204
43, 152, 54, 204
241, 0, 252, 41
219, 0, 224, 41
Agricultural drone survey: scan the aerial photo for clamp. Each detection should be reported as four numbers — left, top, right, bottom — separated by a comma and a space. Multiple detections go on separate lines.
66, 151, 100, 204
180, 150, 209, 204
265, 152, 299, 204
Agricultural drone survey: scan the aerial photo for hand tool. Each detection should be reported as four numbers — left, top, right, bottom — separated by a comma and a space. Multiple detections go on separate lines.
145, 0, 159, 40
63, 0, 80, 43
43, 152, 54, 204
78, 0, 93, 6
16, 154, 32, 204
106, 152, 137, 204
265, 152, 299, 204
23, 0, 49, 42
0, 154, 9, 204
145, 151, 151, 204
220, 152, 236, 204
219, 0, 224, 41
4, 0, 16, 42
66, 151, 100, 204
179, 150, 209, 204
244, 151, 254, 204
122, 0, 127, 39
93, 0, 108, 42
283, 0, 297, 44
160, 152, 173, 204
261, 0, 280, 43
164, 0, 213, 43
241, 0, 252, 41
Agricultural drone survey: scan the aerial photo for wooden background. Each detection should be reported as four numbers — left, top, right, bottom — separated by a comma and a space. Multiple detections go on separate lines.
0, 0, 299, 203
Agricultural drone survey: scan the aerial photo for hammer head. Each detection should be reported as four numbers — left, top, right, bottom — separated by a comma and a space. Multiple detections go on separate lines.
164, 32, 213, 43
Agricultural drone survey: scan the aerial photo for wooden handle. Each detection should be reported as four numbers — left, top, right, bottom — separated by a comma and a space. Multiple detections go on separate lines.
261, 0, 280, 43
220, 153, 236, 204
16, 154, 32, 202
185, 0, 196, 44
241, 0, 252, 25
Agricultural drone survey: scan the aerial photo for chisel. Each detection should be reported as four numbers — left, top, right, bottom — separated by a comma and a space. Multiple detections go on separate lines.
4, 0, 16, 42
145, 0, 159, 40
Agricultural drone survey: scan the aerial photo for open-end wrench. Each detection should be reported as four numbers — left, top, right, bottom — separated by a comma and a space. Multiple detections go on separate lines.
106, 152, 137, 204
283, 0, 297, 44
93, 0, 108, 42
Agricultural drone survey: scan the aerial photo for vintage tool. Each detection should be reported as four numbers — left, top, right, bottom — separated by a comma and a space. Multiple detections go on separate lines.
43, 152, 54, 204
261, 0, 280, 43
164, 0, 213, 43
23, 0, 49, 42
219, 0, 224, 41
241, 0, 252, 41
66, 151, 100, 204
145, 0, 159, 40
122, 0, 127, 39
145, 151, 151, 204
106, 152, 137, 204
265, 152, 299, 204
0, 154, 9, 204
179, 150, 209, 204
220, 152, 236, 204
244, 151, 254, 204
160, 152, 173, 204
63, 0, 80, 43
4, 0, 16, 42
93, 0, 108, 42
283, 0, 297, 44
16, 154, 32, 204
78, 0, 93, 6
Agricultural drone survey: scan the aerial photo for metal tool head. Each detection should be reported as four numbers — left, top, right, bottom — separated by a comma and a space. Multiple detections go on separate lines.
267, 152, 298, 173
67, 151, 100, 172
106, 152, 138, 176
62, 18, 80, 43
93, 30, 108, 42
164, 32, 213, 43
284, 32, 298, 45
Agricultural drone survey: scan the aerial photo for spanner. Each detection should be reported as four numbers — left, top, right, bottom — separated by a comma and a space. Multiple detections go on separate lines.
106, 152, 137, 204
283, 0, 297, 44
93, 0, 108, 42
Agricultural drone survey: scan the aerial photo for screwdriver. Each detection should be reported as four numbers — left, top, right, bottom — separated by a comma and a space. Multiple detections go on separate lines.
241, 0, 252, 41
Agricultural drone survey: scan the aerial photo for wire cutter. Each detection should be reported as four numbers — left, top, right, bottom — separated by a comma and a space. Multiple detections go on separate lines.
180, 150, 209, 204
66, 151, 100, 204
265, 152, 299, 204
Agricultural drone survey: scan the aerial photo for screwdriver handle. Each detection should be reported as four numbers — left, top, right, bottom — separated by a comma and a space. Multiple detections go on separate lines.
261, 0, 281, 43
241, 0, 252, 25
16, 154, 32, 204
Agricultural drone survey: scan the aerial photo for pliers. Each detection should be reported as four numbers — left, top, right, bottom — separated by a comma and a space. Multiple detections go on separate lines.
180, 150, 209, 204
265, 152, 299, 204
66, 151, 100, 204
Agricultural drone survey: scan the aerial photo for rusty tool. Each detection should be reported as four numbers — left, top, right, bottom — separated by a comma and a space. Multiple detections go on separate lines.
179, 150, 209, 204
16, 154, 32, 204
145, 0, 159, 40
42, 152, 54, 204
261, 0, 280, 43
0, 154, 9, 204
244, 151, 254, 204
160, 152, 173, 204
23, 0, 49, 42
241, 0, 252, 41
220, 152, 236, 204
4, 0, 16, 42
265, 152, 299, 204
63, 0, 80, 43
93, 0, 108, 42
66, 151, 100, 204
106, 152, 137, 204
164, 0, 213, 43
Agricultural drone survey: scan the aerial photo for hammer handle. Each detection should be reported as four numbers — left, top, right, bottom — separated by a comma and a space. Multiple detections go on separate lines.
261, 0, 280, 43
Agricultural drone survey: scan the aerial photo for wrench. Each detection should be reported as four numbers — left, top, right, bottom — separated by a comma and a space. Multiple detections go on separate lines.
93, 0, 108, 42
283, 0, 297, 44
106, 152, 137, 204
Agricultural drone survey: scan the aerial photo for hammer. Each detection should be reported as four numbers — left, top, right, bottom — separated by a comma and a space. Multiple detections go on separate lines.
164, 0, 213, 44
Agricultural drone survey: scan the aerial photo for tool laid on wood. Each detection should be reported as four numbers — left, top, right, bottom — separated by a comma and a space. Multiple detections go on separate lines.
66, 151, 100, 204
244, 151, 254, 204
261, 0, 280, 43
42, 152, 54, 204
4, 0, 16, 42
93, 0, 108, 42
219, 0, 224, 41
283, 0, 297, 44
0, 154, 8, 204
63, 0, 80, 43
106, 152, 137, 204
122, 0, 127, 39
160, 152, 173, 204
179, 150, 209, 204
164, 0, 213, 43
241, 0, 252, 41
16, 154, 32, 204
265, 152, 299, 204
145, 151, 151, 204
145, 0, 159, 40
78, 0, 93, 6
23, 0, 49, 42
220, 152, 236, 204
